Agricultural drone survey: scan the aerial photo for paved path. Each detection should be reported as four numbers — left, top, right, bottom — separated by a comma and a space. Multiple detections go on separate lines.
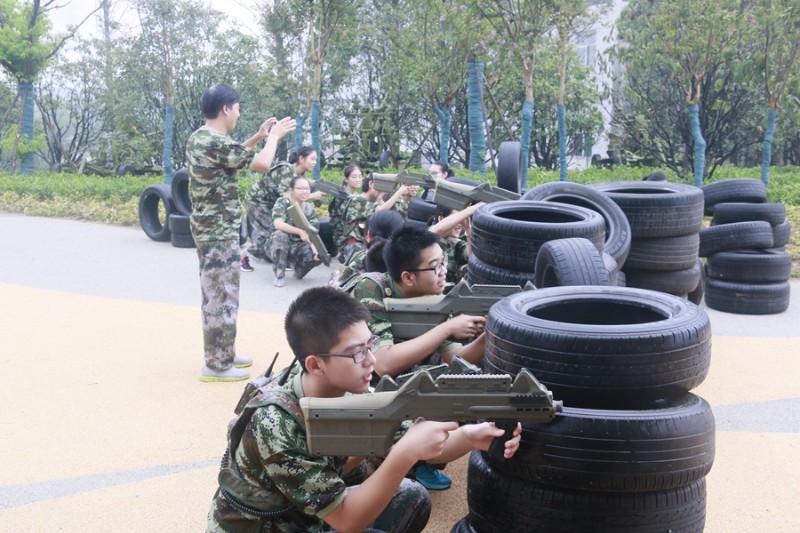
0, 213, 798, 532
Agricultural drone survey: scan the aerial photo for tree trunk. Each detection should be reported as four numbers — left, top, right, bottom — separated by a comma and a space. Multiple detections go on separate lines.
433, 103, 451, 164
557, 103, 567, 181
14, 82, 36, 174
688, 103, 706, 186
467, 62, 486, 176
520, 99, 534, 188
760, 108, 777, 185
311, 100, 321, 180
162, 104, 175, 183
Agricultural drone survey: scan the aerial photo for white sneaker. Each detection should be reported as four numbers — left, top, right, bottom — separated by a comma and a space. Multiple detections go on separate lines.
233, 355, 253, 368
199, 365, 250, 382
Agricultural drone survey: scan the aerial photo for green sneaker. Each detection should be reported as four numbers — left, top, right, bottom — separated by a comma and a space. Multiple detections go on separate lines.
200, 365, 250, 382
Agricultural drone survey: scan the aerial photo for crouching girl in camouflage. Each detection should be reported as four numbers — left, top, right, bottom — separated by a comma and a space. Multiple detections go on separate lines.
268, 176, 322, 287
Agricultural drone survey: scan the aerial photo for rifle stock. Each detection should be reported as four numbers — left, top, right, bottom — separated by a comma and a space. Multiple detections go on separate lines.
286, 203, 331, 266
301, 367, 562, 457
312, 179, 350, 201
384, 279, 534, 340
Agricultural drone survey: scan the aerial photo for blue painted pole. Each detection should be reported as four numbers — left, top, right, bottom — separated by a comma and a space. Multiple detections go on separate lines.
163, 104, 175, 184
294, 111, 307, 150
434, 103, 451, 164
557, 103, 567, 182
311, 100, 321, 180
761, 109, 777, 186
467, 62, 486, 176
688, 104, 706, 187
520, 100, 533, 188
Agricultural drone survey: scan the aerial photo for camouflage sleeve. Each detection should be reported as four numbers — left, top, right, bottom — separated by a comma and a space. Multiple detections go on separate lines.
249, 405, 347, 518
210, 136, 257, 170
271, 197, 290, 224
350, 276, 395, 347
305, 203, 320, 229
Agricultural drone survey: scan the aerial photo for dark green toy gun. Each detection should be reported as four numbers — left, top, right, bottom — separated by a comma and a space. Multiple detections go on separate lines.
311, 179, 351, 201
384, 279, 534, 340
372, 170, 435, 193
287, 203, 331, 266
431, 180, 521, 211
300, 363, 561, 457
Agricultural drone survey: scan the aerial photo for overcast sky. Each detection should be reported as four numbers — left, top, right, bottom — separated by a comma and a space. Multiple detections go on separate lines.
51, 0, 261, 38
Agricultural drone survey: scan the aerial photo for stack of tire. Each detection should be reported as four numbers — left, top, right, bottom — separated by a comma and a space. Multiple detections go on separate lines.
454, 286, 715, 532
589, 182, 705, 303
522, 182, 632, 287
466, 201, 607, 287
700, 178, 791, 315
137, 168, 194, 248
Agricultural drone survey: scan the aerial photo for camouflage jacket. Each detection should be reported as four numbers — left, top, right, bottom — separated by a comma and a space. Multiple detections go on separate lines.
245, 162, 295, 210
389, 198, 409, 219
271, 197, 319, 244
337, 195, 378, 249
186, 126, 256, 242
349, 272, 460, 374
208, 371, 348, 532
440, 235, 469, 283
327, 190, 357, 249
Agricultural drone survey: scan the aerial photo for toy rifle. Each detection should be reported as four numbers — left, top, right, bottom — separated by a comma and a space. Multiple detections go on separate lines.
384, 279, 534, 340
287, 203, 331, 266
312, 179, 351, 201
431, 180, 521, 211
300, 362, 562, 457
372, 170, 436, 193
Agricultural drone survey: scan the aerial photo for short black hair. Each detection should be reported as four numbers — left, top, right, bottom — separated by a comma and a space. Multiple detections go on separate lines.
383, 226, 440, 282
201, 84, 240, 119
362, 172, 374, 193
285, 286, 371, 370
367, 210, 405, 240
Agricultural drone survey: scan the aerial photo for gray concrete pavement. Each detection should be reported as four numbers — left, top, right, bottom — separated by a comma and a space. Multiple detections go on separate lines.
1, 212, 798, 533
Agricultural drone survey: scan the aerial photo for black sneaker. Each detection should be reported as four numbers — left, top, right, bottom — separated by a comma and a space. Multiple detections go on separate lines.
240, 257, 254, 272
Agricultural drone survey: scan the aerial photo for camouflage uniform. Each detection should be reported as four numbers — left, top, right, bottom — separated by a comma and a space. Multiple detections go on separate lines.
440, 235, 469, 284
186, 126, 255, 370
337, 195, 378, 265
389, 198, 408, 219
207, 371, 432, 533
349, 273, 461, 376
268, 197, 322, 279
327, 188, 357, 257
244, 163, 295, 259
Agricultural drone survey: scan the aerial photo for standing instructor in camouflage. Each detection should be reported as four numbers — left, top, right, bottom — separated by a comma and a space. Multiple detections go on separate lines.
186, 83, 295, 382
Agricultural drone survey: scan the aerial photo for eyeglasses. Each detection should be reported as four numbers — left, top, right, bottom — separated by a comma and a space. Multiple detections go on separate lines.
315, 335, 381, 364
407, 261, 447, 276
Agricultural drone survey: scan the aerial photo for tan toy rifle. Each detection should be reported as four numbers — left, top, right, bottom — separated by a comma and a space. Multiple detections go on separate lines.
300, 364, 562, 457
384, 279, 534, 340
287, 203, 331, 266
431, 179, 521, 211
372, 170, 436, 193
311, 179, 351, 201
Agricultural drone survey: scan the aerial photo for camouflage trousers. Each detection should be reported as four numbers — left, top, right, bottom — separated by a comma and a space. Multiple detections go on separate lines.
269, 230, 322, 280
332, 478, 431, 533
245, 202, 274, 260
196, 239, 240, 370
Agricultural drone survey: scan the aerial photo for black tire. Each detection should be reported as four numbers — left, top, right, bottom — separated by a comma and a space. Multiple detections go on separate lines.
622, 262, 703, 297
466, 254, 535, 287
625, 233, 699, 271
772, 220, 791, 247
706, 249, 792, 283
378, 149, 391, 169
496, 141, 522, 193
403, 218, 428, 231
687, 259, 705, 305
168, 213, 195, 248
484, 393, 715, 492
484, 286, 711, 408
407, 197, 438, 223
590, 181, 705, 238
523, 181, 632, 266
698, 220, 774, 257
138, 184, 174, 242
534, 238, 610, 288
467, 451, 707, 533
470, 201, 605, 272
170, 167, 192, 216
318, 217, 337, 256
704, 278, 791, 315
701, 178, 768, 215
710, 202, 786, 226
602, 252, 625, 287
